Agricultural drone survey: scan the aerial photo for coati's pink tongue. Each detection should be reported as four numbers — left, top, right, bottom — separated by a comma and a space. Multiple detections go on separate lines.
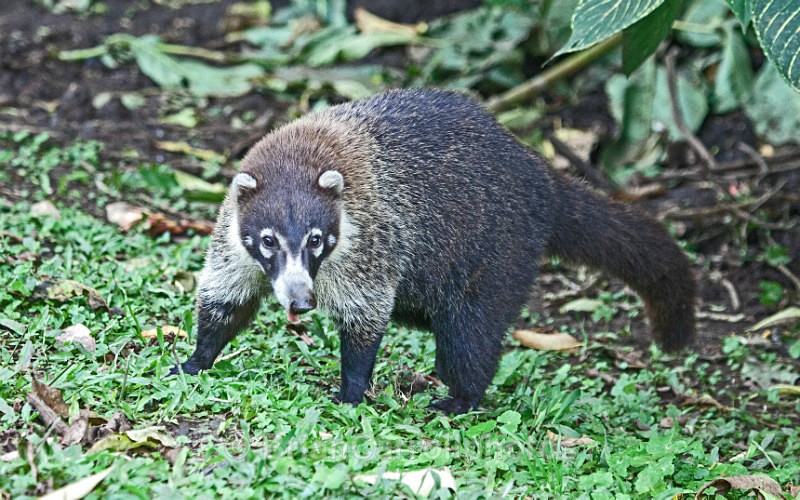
287, 311, 301, 324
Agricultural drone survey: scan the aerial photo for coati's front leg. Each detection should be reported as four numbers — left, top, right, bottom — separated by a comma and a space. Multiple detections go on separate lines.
171, 211, 268, 375
335, 323, 385, 404
322, 284, 393, 405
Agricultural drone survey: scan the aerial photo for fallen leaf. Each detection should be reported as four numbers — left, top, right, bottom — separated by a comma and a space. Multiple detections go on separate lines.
0, 317, 26, 334
513, 329, 582, 353
559, 297, 604, 314
154, 141, 225, 163
56, 324, 96, 351
681, 393, 735, 412
140, 325, 188, 340
748, 306, 800, 332
355, 468, 456, 496
33, 279, 111, 312
694, 474, 783, 499
173, 270, 196, 293
145, 213, 213, 237
1, 450, 19, 462
61, 414, 89, 446
354, 7, 426, 36
31, 200, 61, 219
546, 430, 596, 448
769, 384, 800, 397
659, 415, 691, 428
88, 426, 177, 454
105, 201, 146, 231
84, 412, 133, 446
38, 466, 113, 500
31, 378, 71, 418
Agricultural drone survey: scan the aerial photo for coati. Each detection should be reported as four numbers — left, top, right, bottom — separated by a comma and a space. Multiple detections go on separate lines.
171, 88, 696, 415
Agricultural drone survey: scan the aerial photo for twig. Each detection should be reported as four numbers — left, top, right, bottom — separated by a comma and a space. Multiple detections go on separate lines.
215, 346, 251, 363
547, 134, 616, 192
720, 278, 741, 312
487, 34, 622, 112
663, 49, 717, 172
695, 311, 746, 322
777, 264, 800, 292
736, 142, 769, 185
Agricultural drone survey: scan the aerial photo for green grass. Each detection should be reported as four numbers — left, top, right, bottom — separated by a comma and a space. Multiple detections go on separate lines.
1, 136, 799, 498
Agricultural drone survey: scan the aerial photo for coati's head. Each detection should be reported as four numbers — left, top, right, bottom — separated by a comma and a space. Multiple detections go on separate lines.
231, 169, 344, 322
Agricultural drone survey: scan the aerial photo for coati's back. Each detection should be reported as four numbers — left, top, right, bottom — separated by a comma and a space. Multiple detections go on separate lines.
316, 90, 560, 320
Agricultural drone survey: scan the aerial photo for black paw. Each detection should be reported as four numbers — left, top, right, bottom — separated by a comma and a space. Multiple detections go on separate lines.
429, 397, 476, 415
333, 391, 365, 406
168, 361, 203, 376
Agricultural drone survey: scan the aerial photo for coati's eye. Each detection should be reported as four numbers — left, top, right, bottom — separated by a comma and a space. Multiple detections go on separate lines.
307, 234, 322, 248
262, 235, 275, 248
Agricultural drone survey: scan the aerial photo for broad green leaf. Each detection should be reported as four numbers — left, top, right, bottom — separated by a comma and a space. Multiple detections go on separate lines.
130, 35, 187, 89
606, 58, 657, 146
128, 35, 262, 96
179, 60, 262, 97
677, 0, 728, 47
622, 0, 683, 75
751, 0, 800, 91
745, 61, 800, 144
555, 0, 667, 56
306, 31, 418, 67
714, 22, 754, 113
725, 0, 751, 28
466, 420, 497, 438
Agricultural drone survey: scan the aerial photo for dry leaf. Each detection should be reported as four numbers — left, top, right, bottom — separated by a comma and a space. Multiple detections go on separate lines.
355, 468, 457, 496
88, 426, 177, 454
31, 200, 61, 219
31, 378, 71, 418
354, 7, 426, 36
546, 430, 596, 448
513, 329, 582, 353
154, 140, 226, 162
695, 474, 783, 499
145, 213, 213, 237
56, 324, 96, 351
61, 414, 89, 446
38, 466, 113, 500
748, 306, 800, 332
33, 279, 111, 312
1, 450, 20, 462
769, 384, 800, 397
105, 201, 145, 231
140, 325, 188, 340
681, 393, 734, 412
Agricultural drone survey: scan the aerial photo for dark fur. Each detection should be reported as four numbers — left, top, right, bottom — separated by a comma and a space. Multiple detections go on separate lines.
173, 89, 696, 415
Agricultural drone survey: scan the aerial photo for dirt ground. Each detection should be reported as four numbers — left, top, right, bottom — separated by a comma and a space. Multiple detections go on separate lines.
2, 0, 799, 416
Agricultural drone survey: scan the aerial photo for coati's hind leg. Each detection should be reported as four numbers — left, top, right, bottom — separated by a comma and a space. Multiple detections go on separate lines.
429, 302, 509, 415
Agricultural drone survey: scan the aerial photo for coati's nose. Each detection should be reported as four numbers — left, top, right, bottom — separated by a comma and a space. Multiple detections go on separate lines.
290, 295, 316, 314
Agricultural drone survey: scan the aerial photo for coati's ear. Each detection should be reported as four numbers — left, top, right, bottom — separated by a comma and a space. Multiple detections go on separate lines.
318, 170, 344, 195
231, 173, 257, 203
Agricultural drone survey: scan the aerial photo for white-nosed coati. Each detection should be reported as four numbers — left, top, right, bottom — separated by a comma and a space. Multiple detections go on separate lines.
171, 89, 696, 415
